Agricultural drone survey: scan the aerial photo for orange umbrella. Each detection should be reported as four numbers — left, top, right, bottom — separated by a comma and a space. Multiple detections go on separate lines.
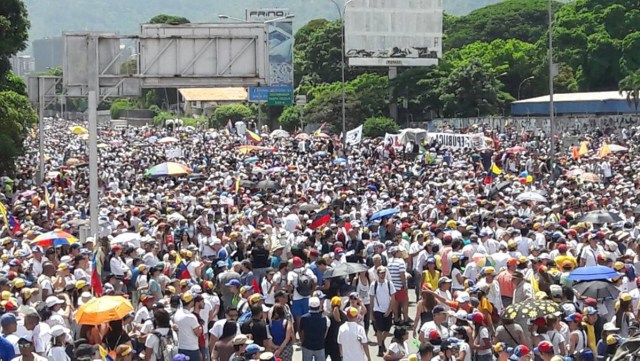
75, 296, 134, 325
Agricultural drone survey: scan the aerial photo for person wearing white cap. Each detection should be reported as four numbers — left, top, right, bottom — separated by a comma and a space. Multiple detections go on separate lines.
47, 325, 70, 361
44, 296, 66, 328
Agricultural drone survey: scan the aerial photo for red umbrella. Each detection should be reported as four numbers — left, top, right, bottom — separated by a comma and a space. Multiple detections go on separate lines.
506, 146, 526, 153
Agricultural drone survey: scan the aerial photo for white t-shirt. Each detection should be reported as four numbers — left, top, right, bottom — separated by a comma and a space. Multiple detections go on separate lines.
47, 345, 70, 361
387, 341, 410, 360
4, 333, 19, 354
337, 322, 368, 361
144, 327, 174, 361
420, 321, 450, 340
287, 268, 317, 301
209, 319, 240, 338
475, 326, 492, 355
134, 306, 151, 325
173, 308, 200, 351
368, 280, 396, 313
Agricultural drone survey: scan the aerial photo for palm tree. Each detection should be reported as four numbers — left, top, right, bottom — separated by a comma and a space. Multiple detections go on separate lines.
619, 71, 640, 113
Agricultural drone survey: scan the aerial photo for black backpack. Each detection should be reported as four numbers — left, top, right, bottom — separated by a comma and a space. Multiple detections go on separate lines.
296, 271, 313, 297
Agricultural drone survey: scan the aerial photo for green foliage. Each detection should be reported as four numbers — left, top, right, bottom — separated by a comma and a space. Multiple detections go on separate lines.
553, 0, 640, 90
0, 71, 26, 96
363, 117, 399, 138
153, 111, 174, 126
211, 104, 252, 128
181, 117, 207, 127
278, 106, 303, 131
445, 0, 562, 50
120, 59, 137, 75
0, 91, 37, 172
619, 71, 640, 112
148, 14, 190, 25
110, 99, 134, 119
44, 66, 63, 76
439, 61, 512, 117
0, 0, 30, 76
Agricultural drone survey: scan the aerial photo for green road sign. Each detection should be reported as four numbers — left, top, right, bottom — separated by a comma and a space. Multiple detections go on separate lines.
267, 89, 293, 106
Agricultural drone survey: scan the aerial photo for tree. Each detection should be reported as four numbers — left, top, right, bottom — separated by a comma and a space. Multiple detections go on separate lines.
445, 0, 562, 50
439, 61, 512, 117
0, 0, 30, 76
110, 99, 134, 119
0, 71, 26, 95
278, 106, 304, 131
303, 89, 362, 131
619, 70, 640, 113
0, 90, 37, 172
211, 104, 252, 128
148, 14, 190, 25
363, 117, 399, 138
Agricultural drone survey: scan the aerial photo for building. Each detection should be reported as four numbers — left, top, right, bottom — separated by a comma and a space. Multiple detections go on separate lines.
178, 87, 248, 116
32, 37, 64, 72
9, 55, 34, 78
511, 91, 638, 116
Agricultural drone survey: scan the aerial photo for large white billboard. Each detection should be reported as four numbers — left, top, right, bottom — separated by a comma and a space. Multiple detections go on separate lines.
344, 0, 443, 67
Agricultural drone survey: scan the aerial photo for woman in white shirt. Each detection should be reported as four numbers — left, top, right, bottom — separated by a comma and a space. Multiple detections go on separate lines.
384, 328, 409, 361
110, 245, 130, 293
47, 325, 70, 361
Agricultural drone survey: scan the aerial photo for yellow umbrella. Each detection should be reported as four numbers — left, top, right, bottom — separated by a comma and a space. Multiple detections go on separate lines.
580, 172, 601, 183
69, 126, 88, 135
97, 143, 109, 149
74, 296, 134, 325
66, 158, 81, 166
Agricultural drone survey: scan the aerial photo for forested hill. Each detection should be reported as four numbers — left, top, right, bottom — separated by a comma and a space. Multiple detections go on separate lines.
25, 0, 503, 42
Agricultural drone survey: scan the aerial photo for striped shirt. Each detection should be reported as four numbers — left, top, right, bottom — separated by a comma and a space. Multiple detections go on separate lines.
387, 258, 406, 290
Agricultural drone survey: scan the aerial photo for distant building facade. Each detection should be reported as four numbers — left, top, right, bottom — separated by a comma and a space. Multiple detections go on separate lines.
33, 37, 64, 72
9, 55, 34, 78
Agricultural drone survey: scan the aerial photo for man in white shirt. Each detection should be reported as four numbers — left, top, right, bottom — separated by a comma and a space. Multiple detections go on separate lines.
369, 266, 396, 357
287, 257, 317, 335
337, 307, 371, 361
419, 305, 450, 343
173, 292, 202, 361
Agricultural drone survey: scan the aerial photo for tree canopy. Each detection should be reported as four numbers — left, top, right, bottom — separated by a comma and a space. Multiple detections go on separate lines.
0, 0, 30, 77
148, 14, 190, 25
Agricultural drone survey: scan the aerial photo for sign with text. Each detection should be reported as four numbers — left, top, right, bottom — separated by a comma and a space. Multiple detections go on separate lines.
267, 88, 293, 106
248, 86, 292, 103
426, 132, 486, 150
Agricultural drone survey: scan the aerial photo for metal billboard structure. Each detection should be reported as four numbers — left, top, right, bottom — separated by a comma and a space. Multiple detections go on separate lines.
28, 23, 271, 237
344, 0, 443, 67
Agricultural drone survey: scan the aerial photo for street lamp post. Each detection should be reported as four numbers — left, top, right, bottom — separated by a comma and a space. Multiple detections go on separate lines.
517, 76, 535, 100
548, 0, 556, 164
329, 0, 353, 155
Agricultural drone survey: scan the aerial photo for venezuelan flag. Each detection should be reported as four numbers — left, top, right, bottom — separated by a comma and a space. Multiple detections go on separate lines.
309, 207, 331, 230
8, 215, 20, 233
246, 129, 262, 144
91, 251, 103, 296
0, 203, 7, 227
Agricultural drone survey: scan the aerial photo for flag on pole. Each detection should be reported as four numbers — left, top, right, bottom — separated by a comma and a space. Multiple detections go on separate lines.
235, 178, 240, 193
44, 187, 53, 209
0, 203, 8, 228
345, 125, 363, 146
246, 129, 262, 144
309, 207, 331, 230
8, 215, 20, 233
598, 142, 611, 158
91, 251, 103, 297
579, 141, 589, 155
314, 122, 327, 136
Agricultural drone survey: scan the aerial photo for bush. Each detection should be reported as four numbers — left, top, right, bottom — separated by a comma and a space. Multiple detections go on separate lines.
153, 111, 174, 126
211, 104, 253, 128
110, 99, 134, 119
363, 117, 399, 138
182, 117, 207, 128
278, 106, 303, 131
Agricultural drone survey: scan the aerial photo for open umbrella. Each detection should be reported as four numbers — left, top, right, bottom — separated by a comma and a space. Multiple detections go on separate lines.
579, 172, 601, 183
579, 210, 623, 224
158, 136, 179, 144
333, 158, 347, 164
240, 180, 256, 188
65, 158, 81, 166
567, 266, 618, 282
607, 144, 628, 152
299, 203, 322, 212
506, 146, 527, 153
31, 231, 78, 247
111, 233, 140, 248
488, 181, 512, 197
516, 191, 547, 203
323, 263, 369, 279
370, 208, 400, 221
295, 133, 310, 141
565, 168, 585, 177
270, 129, 290, 139
573, 280, 620, 300
256, 180, 279, 190
69, 126, 88, 135
145, 162, 192, 177
75, 296, 134, 325
244, 157, 259, 164
503, 299, 561, 321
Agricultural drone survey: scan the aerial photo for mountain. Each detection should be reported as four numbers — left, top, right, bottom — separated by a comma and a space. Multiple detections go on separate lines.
24, 0, 504, 44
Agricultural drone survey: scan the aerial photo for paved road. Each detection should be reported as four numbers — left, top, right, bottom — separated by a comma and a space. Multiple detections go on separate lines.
291, 292, 420, 361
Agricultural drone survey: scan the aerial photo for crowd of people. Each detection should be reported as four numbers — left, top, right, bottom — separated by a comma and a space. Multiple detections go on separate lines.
0, 117, 637, 361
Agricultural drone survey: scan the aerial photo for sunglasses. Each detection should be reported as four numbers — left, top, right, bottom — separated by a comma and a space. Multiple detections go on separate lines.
18, 343, 32, 349
378, 272, 386, 275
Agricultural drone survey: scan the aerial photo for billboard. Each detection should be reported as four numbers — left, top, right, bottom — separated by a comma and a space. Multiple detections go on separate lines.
344, 0, 443, 67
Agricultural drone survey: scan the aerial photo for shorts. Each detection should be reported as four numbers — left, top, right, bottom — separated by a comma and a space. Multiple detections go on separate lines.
373, 311, 392, 332
395, 288, 409, 303
292, 298, 309, 317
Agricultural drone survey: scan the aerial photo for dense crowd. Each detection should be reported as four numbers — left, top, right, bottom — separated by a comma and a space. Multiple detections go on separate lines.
0, 117, 637, 361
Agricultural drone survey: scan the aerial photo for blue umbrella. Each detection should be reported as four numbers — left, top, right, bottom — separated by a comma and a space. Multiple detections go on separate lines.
566, 266, 618, 282
244, 157, 259, 163
333, 158, 347, 164
370, 208, 400, 221
313, 151, 328, 157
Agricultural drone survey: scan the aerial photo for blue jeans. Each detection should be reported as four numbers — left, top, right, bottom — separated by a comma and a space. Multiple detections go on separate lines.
476, 353, 493, 361
302, 347, 325, 361
178, 348, 201, 361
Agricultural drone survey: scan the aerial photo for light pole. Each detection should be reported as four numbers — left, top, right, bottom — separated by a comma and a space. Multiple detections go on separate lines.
518, 76, 535, 100
548, 0, 556, 163
329, 0, 353, 153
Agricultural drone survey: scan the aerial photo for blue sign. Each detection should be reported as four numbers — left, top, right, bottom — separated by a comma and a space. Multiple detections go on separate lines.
248, 86, 293, 103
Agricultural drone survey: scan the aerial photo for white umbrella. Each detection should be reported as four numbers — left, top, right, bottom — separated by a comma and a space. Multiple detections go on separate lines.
111, 232, 140, 248
516, 191, 547, 203
608, 144, 628, 152
270, 129, 290, 139
158, 137, 179, 144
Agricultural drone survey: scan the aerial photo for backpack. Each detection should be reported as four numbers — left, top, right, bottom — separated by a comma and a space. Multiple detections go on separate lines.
238, 310, 253, 325
153, 331, 178, 361
296, 271, 313, 297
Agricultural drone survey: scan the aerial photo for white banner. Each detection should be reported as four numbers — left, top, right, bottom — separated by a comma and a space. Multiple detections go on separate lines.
165, 148, 183, 159
426, 132, 486, 150
346, 125, 363, 145
384, 133, 403, 150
